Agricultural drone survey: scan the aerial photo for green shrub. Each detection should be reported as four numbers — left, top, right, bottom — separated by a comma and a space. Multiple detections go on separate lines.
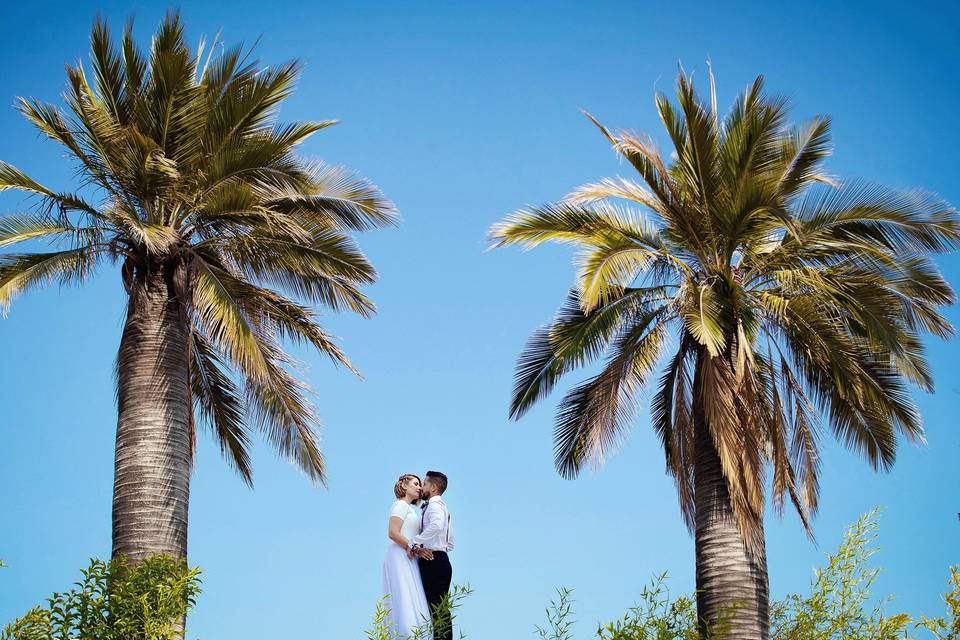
594, 575, 702, 640
770, 509, 958, 640
917, 567, 960, 640
2, 556, 201, 640
771, 509, 909, 639
365, 584, 473, 640
533, 510, 958, 640
533, 580, 703, 640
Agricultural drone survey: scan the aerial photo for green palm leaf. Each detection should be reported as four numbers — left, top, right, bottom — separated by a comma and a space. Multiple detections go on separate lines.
553, 313, 668, 478
191, 331, 253, 485
0, 249, 98, 314
510, 287, 669, 419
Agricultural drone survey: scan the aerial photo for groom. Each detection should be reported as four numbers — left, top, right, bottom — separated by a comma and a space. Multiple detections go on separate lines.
408, 470, 454, 640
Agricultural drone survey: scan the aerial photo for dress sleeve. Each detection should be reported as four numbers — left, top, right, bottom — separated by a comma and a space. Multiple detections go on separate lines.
388, 500, 407, 519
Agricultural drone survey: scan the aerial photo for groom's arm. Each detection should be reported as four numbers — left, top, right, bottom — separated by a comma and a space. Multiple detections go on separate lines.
409, 503, 444, 549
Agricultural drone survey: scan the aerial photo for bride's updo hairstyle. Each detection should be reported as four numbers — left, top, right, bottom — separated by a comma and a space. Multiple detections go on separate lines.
394, 474, 420, 499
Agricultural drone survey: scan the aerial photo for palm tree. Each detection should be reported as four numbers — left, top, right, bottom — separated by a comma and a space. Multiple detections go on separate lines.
489, 72, 958, 639
0, 13, 397, 563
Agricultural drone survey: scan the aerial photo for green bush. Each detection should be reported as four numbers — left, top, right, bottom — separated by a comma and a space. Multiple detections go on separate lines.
918, 567, 960, 640
769, 509, 958, 640
365, 585, 474, 640
2, 556, 201, 640
535, 510, 958, 640
771, 509, 911, 639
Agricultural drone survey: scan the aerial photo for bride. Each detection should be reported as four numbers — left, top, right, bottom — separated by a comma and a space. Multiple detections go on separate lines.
383, 474, 432, 638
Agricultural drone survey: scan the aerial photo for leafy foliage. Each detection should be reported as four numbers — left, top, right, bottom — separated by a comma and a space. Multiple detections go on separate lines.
537, 587, 577, 640
771, 509, 910, 639
365, 584, 473, 640
1, 556, 200, 640
768, 510, 959, 640
594, 575, 701, 640
533, 511, 958, 640
917, 567, 960, 639
364, 597, 395, 640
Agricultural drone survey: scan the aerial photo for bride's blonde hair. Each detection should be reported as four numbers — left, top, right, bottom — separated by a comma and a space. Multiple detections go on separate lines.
394, 474, 420, 499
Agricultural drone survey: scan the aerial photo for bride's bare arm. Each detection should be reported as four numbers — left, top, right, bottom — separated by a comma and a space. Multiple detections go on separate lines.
388, 516, 409, 548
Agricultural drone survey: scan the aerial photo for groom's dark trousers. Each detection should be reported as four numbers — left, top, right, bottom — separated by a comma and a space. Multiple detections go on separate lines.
419, 551, 453, 640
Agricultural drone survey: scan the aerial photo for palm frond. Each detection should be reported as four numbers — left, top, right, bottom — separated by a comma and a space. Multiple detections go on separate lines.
267, 162, 399, 232
650, 334, 696, 529
565, 176, 663, 213
793, 181, 960, 255
190, 331, 253, 485
120, 18, 147, 115
190, 258, 272, 380
777, 352, 822, 519
553, 315, 668, 478
672, 72, 720, 213
489, 200, 663, 252
510, 287, 668, 419
0, 213, 100, 248
245, 348, 326, 485
90, 16, 128, 123
680, 281, 727, 356
778, 116, 834, 198
0, 162, 103, 219
217, 231, 377, 316
0, 248, 98, 314
582, 110, 679, 212
575, 236, 662, 312
774, 300, 920, 469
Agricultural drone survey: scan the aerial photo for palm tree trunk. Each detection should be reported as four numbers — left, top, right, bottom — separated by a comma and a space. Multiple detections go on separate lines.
112, 264, 192, 563
693, 366, 769, 640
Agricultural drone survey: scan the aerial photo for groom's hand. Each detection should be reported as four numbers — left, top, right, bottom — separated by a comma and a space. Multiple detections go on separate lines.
417, 548, 434, 561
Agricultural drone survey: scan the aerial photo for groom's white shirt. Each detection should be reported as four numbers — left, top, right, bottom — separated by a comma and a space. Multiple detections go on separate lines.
410, 495, 454, 552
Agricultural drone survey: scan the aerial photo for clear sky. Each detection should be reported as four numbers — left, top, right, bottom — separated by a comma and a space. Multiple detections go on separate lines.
1, 1, 958, 637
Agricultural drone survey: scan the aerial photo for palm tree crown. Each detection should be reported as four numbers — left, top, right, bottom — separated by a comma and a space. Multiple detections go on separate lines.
0, 13, 397, 486
490, 72, 958, 544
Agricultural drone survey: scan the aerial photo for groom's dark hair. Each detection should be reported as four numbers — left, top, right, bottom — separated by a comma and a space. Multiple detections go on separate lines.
425, 471, 448, 495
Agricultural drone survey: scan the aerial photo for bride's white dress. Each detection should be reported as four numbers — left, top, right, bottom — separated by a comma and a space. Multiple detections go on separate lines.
383, 500, 431, 638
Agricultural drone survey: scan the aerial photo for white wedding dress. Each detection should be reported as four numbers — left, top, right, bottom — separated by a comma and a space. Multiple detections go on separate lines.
383, 500, 431, 639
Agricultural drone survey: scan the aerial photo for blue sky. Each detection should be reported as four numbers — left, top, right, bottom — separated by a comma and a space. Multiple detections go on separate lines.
1, 1, 958, 637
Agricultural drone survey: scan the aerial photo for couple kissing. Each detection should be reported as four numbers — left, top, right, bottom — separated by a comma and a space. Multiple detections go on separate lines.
383, 471, 455, 640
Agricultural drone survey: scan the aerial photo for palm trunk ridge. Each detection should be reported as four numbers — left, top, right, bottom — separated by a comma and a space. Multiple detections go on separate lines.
112, 265, 192, 562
